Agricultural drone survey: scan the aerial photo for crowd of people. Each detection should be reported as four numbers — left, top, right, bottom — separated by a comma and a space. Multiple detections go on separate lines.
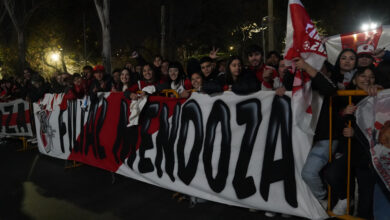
1, 43, 390, 219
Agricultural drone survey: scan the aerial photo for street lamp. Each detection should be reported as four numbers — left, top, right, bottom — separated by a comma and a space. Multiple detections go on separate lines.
261, 16, 272, 64
361, 22, 378, 31
50, 52, 60, 62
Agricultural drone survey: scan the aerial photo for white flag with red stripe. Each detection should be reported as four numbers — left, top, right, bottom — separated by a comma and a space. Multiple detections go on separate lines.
325, 26, 390, 65
356, 89, 390, 193
284, 0, 327, 133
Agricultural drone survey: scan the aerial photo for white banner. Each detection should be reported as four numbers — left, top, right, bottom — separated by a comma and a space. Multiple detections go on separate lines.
33, 91, 327, 219
356, 89, 390, 192
0, 99, 33, 137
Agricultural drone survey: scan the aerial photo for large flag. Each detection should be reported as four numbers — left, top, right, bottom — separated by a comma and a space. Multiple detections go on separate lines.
325, 26, 390, 65
356, 89, 390, 193
284, 0, 327, 133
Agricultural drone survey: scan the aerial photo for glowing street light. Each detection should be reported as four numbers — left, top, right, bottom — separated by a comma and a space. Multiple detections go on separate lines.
229, 46, 234, 51
361, 22, 378, 31
50, 52, 60, 62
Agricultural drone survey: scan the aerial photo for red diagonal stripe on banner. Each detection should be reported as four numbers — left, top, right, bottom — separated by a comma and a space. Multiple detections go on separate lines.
1, 110, 31, 127
68, 93, 187, 172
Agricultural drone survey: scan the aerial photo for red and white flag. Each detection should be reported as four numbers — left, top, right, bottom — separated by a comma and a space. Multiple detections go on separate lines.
284, 0, 327, 133
325, 26, 390, 65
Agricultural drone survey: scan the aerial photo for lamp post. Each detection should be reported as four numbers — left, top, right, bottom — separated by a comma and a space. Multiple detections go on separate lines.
268, 0, 274, 51
261, 16, 270, 64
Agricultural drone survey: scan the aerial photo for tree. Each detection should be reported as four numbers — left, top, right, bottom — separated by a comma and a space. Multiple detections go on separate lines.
94, 0, 111, 74
2, 0, 44, 72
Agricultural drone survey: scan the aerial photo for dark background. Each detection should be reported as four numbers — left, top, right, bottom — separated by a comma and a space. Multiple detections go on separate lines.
1, 0, 390, 76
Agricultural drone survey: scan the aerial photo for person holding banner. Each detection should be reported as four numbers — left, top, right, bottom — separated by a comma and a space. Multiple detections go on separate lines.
141, 61, 192, 98
190, 72, 203, 92
89, 65, 112, 94
28, 74, 52, 103
222, 55, 261, 94
117, 68, 135, 92
128, 63, 160, 97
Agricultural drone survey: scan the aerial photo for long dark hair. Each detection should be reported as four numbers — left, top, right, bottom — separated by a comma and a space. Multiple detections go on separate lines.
119, 68, 132, 88
168, 61, 186, 85
225, 55, 243, 85
333, 48, 358, 82
141, 63, 157, 83
346, 66, 375, 90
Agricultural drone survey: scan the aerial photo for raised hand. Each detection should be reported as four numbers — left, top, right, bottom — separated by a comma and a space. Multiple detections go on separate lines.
209, 46, 219, 59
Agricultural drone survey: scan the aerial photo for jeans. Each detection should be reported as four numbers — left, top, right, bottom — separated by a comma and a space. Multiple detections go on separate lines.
302, 139, 338, 199
374, 184, 390, 220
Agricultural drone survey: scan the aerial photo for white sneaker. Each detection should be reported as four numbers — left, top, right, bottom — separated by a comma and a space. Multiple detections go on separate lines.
332, 198, 347, 215
264, 211, 276, 217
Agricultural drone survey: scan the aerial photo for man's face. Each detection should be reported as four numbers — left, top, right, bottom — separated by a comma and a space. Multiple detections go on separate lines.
248, 52, 262, 67
94, 71, 104, 81
267, 54, 279, 66
201, 61, 213, 77
357, 54, 373, 68
278, 60, 287, 78
112, 71, 120, 83
83, 69, 92, 79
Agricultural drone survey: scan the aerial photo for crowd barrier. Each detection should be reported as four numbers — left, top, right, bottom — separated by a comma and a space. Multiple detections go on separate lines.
327, 90, 368, 220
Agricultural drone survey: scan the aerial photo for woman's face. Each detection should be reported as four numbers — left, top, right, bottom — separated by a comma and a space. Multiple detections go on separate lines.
229, 59, 242, 77
120, 70, 130, 83
169, 67, 179, 81
354, 68, 375, 90
153, 57, 162, 68
339, 51, 356, 73
142, 65, 153, 80
191, 73, 203, 89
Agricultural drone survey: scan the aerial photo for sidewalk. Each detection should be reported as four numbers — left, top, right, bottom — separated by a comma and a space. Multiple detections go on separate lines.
0, 139, 306, 220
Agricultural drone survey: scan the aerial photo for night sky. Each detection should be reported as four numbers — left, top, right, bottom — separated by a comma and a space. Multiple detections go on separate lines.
1, 0, 390, 66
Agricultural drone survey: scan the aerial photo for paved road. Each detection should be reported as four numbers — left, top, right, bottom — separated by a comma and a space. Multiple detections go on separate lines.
0, 138, 312, 220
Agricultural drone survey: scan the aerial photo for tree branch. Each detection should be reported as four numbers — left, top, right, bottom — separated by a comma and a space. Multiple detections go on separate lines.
23, 0, 46, 27
3, 0, 21, 32
94, 0, 105, 28
103, 0, 109, 27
